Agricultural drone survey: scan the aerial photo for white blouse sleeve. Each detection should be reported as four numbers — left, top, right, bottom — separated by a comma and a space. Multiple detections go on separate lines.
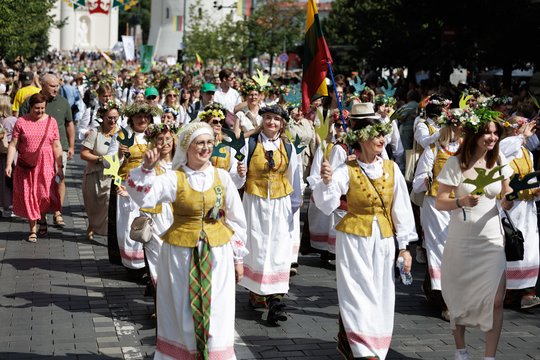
412, 147, 434, 193
126, 167, 178, 208
217, 169, 249, 261
499, 136, 524, 161
390, 120, 404, 158
499, 153, 514, 180
311, 162, 350, 216
414, 121, 440, 149
391, 162, 419, 249
306, 145, 324, 189
329, 144, 347, 170
227, 144, 247, 189
287, 144, 303, 213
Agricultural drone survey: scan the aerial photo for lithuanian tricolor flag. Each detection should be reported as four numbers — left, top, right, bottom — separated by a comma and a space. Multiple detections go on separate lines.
237, 0, 251, 17
301, 0, 333, 113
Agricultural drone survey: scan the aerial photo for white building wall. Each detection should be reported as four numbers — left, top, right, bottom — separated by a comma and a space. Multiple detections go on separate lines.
48, 0, 119, 51
149, 0, 240, 60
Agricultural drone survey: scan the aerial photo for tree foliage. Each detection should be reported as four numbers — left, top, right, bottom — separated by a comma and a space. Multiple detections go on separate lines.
0, 0, 57, 63
184, 1, 248, 66
118, 0, 151, 44
324, 0, 540, 85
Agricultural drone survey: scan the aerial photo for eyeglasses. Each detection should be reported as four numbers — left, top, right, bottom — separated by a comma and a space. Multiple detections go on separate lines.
265, 150, 275, 169
105, 116, 119, 122
211, 119, 224, 125
193, 140, 215, 149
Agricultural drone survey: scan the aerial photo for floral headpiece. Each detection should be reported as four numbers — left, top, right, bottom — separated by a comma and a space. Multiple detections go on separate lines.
331, 109, 350, 122
162, 106, 179, 118
375, 94, 397, 107
344, 121, 393, 145
426, 97, 452, 106
437, 108, 474, 126
144, 123, 180, 142
463, 107, 505, 133
123, 102, 163, 118
240, 79, 262, 96
492, 95, 513, 106
163, 87, 179, 95
463, 87, 481, 98
199, 103, 226, 122
96, 100, 122, 121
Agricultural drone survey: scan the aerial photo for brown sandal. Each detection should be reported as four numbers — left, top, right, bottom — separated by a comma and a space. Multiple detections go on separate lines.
27, 232, 37, 243
53, 214, 65, 227
38, 220, 48, 237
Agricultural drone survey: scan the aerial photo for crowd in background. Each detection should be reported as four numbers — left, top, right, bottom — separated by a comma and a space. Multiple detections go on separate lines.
0, 53, 539, 360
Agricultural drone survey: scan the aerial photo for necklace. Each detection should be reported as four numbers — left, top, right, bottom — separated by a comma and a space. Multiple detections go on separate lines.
134, 134, 147, 154
439, 143, 458, 156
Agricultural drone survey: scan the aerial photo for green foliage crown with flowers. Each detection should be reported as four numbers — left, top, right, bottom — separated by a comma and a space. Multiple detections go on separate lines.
344, 121, 393, 145
144, 123, 181, 142
462, 108, 505, 133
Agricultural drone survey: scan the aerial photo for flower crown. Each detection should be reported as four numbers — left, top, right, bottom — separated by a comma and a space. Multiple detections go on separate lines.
123, 102, 163, 118
437, 108, 474, 126
144, 123, 180, 142
375, 94, 397, 107
463, 107, 505, 133
97, 100, 122, 120
240, 79, 262, 96
199, 105, 226, 122
331, 109, 350, 122
162, 106, 179, 118
426, 98, 452, 106
344, 121, 393, 145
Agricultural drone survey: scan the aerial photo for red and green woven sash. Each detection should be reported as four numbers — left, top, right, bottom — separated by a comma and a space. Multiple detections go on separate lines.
189, 231, 212, 359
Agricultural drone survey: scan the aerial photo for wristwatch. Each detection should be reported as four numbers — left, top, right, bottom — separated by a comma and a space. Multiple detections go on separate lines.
96, 156, 103, 163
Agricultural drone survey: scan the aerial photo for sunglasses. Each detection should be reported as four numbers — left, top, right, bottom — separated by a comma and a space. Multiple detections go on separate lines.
167, 94, 177, 97
265, 150, 275, 170
146, 95, 157, 100
211, 119, 224, 125
334, 122, 344, 129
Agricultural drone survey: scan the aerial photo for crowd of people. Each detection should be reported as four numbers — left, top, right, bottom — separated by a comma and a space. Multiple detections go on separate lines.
0, 54, 539, 360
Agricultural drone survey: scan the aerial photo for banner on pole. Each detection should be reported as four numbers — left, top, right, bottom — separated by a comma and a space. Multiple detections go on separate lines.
121, 35, 135, 61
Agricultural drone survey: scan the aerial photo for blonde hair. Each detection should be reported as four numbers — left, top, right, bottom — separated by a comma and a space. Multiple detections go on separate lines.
0, 95, 12, 118
437, 125, 459, 147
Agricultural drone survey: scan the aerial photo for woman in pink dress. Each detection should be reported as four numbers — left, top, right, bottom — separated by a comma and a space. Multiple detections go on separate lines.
4, 93, 63, 242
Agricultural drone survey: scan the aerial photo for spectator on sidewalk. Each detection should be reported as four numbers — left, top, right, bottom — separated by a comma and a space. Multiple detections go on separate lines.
4, 93, 63, 243
19, 73, 74, 228
0, 96, 17, 216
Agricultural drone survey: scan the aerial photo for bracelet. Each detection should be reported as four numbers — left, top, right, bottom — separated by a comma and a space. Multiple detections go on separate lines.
455, 198, 462, 208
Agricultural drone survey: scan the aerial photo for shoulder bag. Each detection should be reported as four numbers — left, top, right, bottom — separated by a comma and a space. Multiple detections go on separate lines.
130, 215, 153, 244
501, 210, 524, 262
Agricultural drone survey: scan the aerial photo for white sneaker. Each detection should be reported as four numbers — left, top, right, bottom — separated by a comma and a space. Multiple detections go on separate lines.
454, 349, 470, 360
416, 245, 427, 264
521, 296, 540, 309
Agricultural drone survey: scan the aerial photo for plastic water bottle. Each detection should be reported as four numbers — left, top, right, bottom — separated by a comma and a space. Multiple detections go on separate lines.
397, 257, 413, 285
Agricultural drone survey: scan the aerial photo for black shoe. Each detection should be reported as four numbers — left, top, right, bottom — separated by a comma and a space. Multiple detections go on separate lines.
267, 301, 287, 324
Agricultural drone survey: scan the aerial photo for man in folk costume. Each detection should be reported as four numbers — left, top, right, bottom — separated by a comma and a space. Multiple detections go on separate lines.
313, 103, 417, 359
238, 104, 303, 324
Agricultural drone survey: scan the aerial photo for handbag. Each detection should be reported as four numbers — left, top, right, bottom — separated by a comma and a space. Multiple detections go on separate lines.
129, 215, 153, 244
501, 210, 524, 262
16, 116, 52, 168
404, 139, 419, 182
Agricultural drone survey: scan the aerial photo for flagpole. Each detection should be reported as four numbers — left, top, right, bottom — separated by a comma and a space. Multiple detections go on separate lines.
326, 61, 347, 131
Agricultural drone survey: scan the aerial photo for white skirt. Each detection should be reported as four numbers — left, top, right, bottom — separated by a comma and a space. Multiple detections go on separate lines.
506, 200, 540, 289
239, 193, 293, 295
291, 210, 300, 263
336, 219, 395, 360
154, 242, 236, 360
421, 196, 450, 290
308, 197, 334, 252
116, 192, 145, 269
143, 204, 173, 286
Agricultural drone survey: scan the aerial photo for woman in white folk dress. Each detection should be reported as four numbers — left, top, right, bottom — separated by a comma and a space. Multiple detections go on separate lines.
313, 108, 417, 360
237, 104, 302, 324
499, 116, 540, 309
134, 123, 177, 303
108, 103, 161, 278
435, 108, 514, 360
412, 108, 466, 320
127, 122, 248, 359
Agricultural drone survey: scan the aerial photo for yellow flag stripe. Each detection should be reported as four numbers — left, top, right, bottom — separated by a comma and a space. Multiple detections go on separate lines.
305, 0, 318, 32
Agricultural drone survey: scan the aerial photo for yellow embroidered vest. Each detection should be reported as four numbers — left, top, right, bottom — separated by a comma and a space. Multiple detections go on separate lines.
211, 144, 231, 170
162, 168, 233, 247
118, 139, 147, 180
335, 160, 395, 238
245, 141, 293, 199
140, 165, 165, 214
510, 148, 535, 201
427, 146, 455, 198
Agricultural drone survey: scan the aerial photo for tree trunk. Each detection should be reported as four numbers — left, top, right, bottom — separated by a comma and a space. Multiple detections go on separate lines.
269, 54, 274, 75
